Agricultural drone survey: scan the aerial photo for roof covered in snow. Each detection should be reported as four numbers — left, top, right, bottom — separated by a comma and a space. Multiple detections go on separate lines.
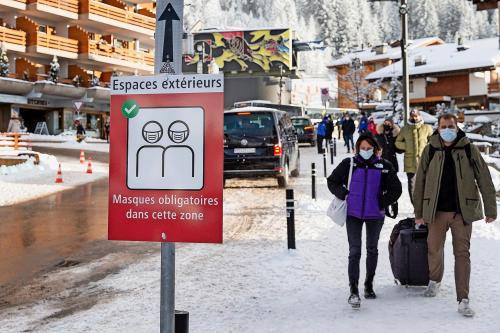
328, 37, 444, 67
366, 38, 500, 80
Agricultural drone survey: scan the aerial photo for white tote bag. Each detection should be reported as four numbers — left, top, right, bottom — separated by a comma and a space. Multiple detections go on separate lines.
326, 157, 354, 226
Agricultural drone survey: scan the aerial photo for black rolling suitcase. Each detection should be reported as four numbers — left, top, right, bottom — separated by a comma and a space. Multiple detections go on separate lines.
389, 218, 430, 286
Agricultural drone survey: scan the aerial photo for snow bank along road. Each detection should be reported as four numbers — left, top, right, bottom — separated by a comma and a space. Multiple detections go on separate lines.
1, 146, 499, 332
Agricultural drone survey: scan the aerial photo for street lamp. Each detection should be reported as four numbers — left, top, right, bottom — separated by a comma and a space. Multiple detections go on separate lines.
369, 0, 410, 125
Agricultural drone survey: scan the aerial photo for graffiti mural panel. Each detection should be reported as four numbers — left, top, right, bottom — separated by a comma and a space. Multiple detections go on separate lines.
183, 29, 292, 74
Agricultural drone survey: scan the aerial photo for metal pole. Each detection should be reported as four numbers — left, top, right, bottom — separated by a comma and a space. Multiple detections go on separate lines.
311, 162, 316, 200
323, 152, 327, 177
330, 140, 334, 165
155, 1, 184, 333
286, 189, 296, 250
400, 0, 410, 125
333, 138, 337, 157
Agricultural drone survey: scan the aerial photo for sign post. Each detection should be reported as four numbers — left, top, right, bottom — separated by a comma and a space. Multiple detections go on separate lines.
109, 3, 224, 333
156, 2, 183, 332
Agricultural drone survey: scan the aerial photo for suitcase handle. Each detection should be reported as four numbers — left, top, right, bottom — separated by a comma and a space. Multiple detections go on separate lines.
412, 228, 428, 242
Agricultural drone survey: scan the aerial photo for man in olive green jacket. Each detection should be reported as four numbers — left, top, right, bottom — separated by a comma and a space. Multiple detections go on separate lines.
395, 109, 433, 204
414, 113, 497, 318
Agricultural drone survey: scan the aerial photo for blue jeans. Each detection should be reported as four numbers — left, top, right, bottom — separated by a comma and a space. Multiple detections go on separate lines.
346, 216, 384, 284
343, 134, 354, 151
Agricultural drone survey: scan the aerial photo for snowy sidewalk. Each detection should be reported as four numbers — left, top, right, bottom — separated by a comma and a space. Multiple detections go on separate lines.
1, 145, 499, 332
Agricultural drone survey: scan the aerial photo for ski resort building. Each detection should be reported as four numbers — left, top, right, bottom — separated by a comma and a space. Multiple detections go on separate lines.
327, 37, 444, 110
365, 37, 500, 112
0, 0, 156, 137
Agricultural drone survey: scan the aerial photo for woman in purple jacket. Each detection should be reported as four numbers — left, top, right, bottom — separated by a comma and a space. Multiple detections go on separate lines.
327, 133, 402, 309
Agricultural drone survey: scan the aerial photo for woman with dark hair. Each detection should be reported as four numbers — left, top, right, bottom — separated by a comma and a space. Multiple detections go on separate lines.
375, 118, 400, 172
327, 132, 402, 309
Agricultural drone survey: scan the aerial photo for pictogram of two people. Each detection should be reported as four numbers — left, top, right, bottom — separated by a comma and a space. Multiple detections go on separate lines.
136, 120, 195, 177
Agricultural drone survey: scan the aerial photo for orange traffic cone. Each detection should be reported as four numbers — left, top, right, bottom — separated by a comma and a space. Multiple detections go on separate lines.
86, 158, 93, 174
55, 163, 63, 183
79, 150, 85, 164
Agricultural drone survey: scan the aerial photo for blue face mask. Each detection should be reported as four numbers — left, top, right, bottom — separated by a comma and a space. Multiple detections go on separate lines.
359, 148, 374, 160
439, 128, 457, 142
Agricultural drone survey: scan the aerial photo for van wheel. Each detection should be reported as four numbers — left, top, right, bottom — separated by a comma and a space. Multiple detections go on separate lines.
277, 163, 289, 188
291, 153, 300, 177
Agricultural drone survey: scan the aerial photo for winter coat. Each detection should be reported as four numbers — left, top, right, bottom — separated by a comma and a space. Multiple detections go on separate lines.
394, 122, 433, 173
76, 124, 86, 135
341, 119, 355, 136
368, 121, 377, 135
326, 120, 334, 140
327, 155, 402, 221
317, 121, 327, 137
413, 131, 497, 224
358, 116, 368, 132
7, 119, 21, 133
375, 124, 400, 172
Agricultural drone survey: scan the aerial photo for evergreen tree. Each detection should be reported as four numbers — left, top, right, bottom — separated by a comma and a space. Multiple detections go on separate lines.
409, 0, 440, 39
0, 44, 9, 78
49, 55, 60, 83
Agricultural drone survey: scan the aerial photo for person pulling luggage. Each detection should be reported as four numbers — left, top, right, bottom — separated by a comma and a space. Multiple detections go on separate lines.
327, 133, 402, 309
414, 113, 497, 317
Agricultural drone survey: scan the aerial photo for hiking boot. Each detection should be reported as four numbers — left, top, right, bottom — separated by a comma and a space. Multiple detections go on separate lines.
458, 299, 475, 317
364, 280, 377, 299
348, 282, 361, 309
424, 280, 440, 297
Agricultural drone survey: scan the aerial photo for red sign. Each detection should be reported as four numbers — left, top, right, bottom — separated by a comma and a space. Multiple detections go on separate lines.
108, 74, 224, 243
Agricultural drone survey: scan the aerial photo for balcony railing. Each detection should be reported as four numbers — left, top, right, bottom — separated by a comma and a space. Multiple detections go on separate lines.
37, 33, 78, 53
89, 0, 155, 31
0, 26, 26, 46
31, 0, 78, 13
488, 81, 500, 94
88, 40, 154, 66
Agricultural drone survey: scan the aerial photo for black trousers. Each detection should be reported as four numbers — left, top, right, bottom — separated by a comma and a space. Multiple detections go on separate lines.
346, 216, 384, 285
317, 135, 325, 154
407, 173, 415, 205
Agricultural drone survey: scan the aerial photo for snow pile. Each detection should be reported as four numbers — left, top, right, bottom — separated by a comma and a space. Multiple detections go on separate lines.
25, 133, 107, 144
0, 152, 108, 206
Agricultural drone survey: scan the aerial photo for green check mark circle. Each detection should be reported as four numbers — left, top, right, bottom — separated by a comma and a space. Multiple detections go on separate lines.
121, 100, 139, 118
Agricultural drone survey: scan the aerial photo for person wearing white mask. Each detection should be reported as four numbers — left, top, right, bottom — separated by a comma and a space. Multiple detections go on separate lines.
327, 132, 402, 309
413, 113, 497, 317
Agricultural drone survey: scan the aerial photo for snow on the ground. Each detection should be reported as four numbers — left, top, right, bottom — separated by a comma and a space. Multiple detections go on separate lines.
0, 149, 108, 206
32, 141, 110, 153
466, 133, 500, 143
1, 143, 499, 332
25, 133, 107, 144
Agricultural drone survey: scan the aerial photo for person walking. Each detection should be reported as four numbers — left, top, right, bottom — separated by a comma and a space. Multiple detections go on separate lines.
327, 133, 402, 309
358, 111, 368, 133
316, 117, 328, 154
375, 118, 400, 172
337, 116, 343, 140
104, 120, 110, 143
75, 120, 86, 143
341, 113, 355, 153
367, 117, 377, 135
414, 113, 497, 318
395, 109, 432, 204
325, 115, 334, 147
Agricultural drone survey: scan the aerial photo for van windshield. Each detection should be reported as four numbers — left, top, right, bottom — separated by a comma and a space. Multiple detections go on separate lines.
224, 112, 276, 138
291, 118, 310, 126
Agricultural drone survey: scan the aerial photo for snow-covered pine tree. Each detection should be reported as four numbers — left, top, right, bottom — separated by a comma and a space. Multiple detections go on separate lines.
0, 44, 9, 77
409, 0, 439, 39
49, 55, 60, 83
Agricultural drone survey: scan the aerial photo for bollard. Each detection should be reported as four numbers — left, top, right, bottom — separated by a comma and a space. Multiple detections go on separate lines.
330, 140, 334, 165
311, 162, 316, 200
323, 152, 327, 177
333, 138, 337, 157
286, 189, 296, 250
175, 310, 189, 333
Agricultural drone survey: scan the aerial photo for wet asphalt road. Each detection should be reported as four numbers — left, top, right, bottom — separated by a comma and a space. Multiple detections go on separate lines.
0, 179, 109, 291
